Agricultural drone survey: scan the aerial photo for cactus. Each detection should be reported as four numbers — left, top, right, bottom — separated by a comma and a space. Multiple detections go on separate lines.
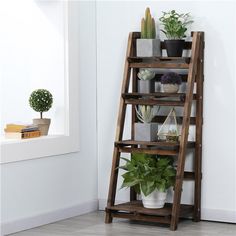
141, 7, 156, 39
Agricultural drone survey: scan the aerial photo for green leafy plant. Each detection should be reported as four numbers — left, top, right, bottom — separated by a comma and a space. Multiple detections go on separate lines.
29, 89, 53, 119
141, 7, 156, 39
159, 10, 193, 39
119, 153, 176, 196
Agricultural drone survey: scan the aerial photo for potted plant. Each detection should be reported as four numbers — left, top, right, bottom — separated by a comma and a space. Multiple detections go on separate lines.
160, 72, 182, 93
29, 89, 53, 136
134, 105, 159, 141
159, 10, 193, 57
120, 153, 176, 208
137, 7, 161, 57
137, 69, 155, 93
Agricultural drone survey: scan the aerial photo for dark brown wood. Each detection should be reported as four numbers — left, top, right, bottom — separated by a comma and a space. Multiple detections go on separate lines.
118, 147, 178, 156
153, 116, 197, 125
125, 98, 185, 106
105, 32, 134, 223
107, 201, 193, 218
130, 62, 189, 69
115, 140, 195, 148
170, 32, 201, 231
193, 32, 204, 222
105, 31, 204, 230
128, 56, 191, 64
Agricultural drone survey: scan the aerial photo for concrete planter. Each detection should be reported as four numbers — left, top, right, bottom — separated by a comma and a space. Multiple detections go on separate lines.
136, 39, 161, 57
134, 123, 158, 141
33, 118, 51, 136
138, 80, 155, 93
141, 190, 167, 209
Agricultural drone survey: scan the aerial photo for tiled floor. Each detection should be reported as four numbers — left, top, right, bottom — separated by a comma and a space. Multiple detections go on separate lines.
10, 211, 236, 236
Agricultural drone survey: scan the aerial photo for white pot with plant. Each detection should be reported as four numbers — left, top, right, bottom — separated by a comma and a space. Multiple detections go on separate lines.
160, 72, 182, 93
120, 153, 176, 209
137, 7, 161, 57
29, 89, 53, 136
137, 69, 155, 93
134, 105, 159, 141
159, 10, 193, 57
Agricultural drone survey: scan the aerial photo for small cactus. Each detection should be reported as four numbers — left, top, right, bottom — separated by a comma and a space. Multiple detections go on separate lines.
141, 7, 156, 39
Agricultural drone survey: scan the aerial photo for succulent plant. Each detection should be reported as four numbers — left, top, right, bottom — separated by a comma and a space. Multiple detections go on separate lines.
137, 69, 155, 81
141, 7, 156, 39
135, 105, 159, 123
29, 89, 53, 119
160, 72, 182, 85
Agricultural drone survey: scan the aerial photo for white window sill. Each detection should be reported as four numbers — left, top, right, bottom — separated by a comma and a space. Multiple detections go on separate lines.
0, 134, 79, 164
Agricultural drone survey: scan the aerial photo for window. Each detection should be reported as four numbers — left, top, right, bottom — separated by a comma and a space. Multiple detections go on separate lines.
0, 1, 79, 163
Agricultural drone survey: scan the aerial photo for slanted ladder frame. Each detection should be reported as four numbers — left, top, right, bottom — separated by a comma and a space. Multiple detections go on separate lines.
105, 31, 204, 231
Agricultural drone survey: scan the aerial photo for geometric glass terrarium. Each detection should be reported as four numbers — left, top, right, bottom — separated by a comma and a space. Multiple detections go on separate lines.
157, 107, 180, 142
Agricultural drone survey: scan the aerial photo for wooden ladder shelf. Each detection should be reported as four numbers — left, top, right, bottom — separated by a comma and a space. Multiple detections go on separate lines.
105, 31, 204, 231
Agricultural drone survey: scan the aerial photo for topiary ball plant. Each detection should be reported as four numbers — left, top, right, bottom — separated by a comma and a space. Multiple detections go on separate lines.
29, 89, 53, 119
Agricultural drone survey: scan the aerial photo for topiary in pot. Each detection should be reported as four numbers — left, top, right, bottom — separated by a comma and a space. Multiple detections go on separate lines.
160, 72, 182, 93
29, 89, 53, 136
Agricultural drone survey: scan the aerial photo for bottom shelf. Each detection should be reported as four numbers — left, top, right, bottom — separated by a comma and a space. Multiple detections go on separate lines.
106, 201, 194, 224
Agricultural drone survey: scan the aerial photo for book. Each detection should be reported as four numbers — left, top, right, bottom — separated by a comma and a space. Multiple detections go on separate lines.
5, 130, 41, 139
4, 124, 38, 133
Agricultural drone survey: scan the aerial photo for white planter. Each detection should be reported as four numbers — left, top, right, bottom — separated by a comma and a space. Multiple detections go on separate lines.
141, 190, 167, 209
162, 84, 179, 93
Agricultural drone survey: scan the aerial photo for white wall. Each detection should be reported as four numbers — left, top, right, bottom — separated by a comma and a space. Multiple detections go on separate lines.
97, 0, 236, 223
1, 1, 98, 235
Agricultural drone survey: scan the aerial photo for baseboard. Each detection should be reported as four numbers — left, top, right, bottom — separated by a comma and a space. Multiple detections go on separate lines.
99, 199, 236, 224
1, 199, 98, 236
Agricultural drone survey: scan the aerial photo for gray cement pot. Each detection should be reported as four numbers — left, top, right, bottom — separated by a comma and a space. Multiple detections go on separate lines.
138, 80, 155, 93
33, 118, 51, 136
136, 39, 161, 57
134, 123, 158, 141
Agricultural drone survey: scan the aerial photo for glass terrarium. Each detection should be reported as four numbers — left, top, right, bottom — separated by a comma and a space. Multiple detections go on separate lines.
157, 108, 180, 142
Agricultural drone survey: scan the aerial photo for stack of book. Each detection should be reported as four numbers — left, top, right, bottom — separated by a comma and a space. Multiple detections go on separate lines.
4, 124, 41, 139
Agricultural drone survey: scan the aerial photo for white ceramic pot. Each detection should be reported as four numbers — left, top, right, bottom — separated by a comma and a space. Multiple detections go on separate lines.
163, 84, 179, 93
141, 190, 167, 209
33, 118, 51, 136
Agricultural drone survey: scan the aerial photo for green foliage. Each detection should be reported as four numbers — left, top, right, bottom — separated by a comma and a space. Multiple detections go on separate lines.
29, 89, 53, 118
141, 7, 156, 39
119, 153, 176, 196
159, 10, 193, 39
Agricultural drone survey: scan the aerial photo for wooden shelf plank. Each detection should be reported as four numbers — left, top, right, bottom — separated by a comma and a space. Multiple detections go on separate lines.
115, 140, 195, 148
129, 62, 189, 69
107, 201, 193, 218
118, 147, 178, 156
128, 56, 191, 64
125, 98, 185, 106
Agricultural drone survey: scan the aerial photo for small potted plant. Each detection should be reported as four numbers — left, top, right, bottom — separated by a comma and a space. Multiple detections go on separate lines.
137, 7, 161, 57
29, 89, 53, 136
120, 153, 176, 209
137, 69, 155, 93
159, 10, 193, 57
160, 72, 182, 93
134, 105, 159, 141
